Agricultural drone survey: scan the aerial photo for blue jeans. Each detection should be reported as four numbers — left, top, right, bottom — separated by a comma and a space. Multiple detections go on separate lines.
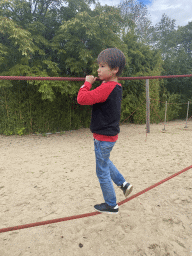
94, 138, 126, 207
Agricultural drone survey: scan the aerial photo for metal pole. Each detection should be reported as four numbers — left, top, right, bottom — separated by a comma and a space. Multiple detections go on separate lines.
184, 101, 190, 128
163, 101, 167, 131
146, 79, 150, 133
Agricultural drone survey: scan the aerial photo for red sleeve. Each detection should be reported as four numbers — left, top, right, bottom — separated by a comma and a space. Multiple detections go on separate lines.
77, 81, 116, 105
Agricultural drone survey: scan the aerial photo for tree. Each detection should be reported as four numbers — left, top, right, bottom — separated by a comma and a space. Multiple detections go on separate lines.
52, 3, 128, 96
150, 16, 192, 118
120, 28, 163, 123
150, 14, 176, 59
162, 22, 192, 103
118, 0, 152, 43
0, 1, 129, 135
0, 16, 34, 77
177, 21, 192, 55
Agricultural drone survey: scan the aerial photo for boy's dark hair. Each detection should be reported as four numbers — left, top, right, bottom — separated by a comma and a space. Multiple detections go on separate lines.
97, 48, 126, 76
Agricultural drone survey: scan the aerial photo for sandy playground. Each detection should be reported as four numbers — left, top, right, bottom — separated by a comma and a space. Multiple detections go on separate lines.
0, 120, 192, 256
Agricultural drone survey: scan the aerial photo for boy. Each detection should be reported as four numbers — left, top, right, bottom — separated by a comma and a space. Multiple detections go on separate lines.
77, 48, 133, 214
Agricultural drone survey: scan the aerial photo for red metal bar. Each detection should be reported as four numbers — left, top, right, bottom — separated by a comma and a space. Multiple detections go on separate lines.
0, 74, 192, 81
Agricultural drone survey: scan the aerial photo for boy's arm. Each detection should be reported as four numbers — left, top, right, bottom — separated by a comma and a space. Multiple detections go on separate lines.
77, 77, 114, 105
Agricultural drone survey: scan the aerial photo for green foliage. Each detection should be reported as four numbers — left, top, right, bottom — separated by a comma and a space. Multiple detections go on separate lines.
150, 14, 176, 58
0, 0, 191, 135
53, 4, 127, 75
159, 90, 182, 121
0, 83, 92, 135
120, 29, 163, 124
0, 16, 34, 78
150, 15, 192, 117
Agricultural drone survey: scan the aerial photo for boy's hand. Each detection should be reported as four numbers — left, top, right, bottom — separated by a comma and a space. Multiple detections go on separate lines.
85, 75, 97, 84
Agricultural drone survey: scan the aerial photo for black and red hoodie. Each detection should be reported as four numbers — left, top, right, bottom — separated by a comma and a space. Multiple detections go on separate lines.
77, 80, 122, 142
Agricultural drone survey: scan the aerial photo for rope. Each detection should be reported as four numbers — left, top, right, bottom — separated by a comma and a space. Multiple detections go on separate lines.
0, 164, 191, 234
0, 74, 192, 81
118, 164, 192, 206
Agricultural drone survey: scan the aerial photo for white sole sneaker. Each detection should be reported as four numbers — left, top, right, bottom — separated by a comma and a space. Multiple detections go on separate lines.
94, 203, 119, 214
123, 184, 133, 197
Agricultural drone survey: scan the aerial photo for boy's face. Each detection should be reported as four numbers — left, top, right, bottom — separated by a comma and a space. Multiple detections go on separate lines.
97, 62, 119, 82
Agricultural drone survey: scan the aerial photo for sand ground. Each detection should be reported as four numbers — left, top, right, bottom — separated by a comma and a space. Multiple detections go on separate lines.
0, 120, 192, 256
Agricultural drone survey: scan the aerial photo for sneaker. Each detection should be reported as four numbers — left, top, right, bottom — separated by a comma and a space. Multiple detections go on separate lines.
121, 183, 133, 197
94, 203, 119, 214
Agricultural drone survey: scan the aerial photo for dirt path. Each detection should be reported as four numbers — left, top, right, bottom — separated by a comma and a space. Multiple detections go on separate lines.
0, 121, 192, 256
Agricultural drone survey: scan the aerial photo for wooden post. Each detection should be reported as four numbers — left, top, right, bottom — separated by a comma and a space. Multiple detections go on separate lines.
163, 101, 167, 131
146, 79, 150, 133
184, 101, 190, 128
